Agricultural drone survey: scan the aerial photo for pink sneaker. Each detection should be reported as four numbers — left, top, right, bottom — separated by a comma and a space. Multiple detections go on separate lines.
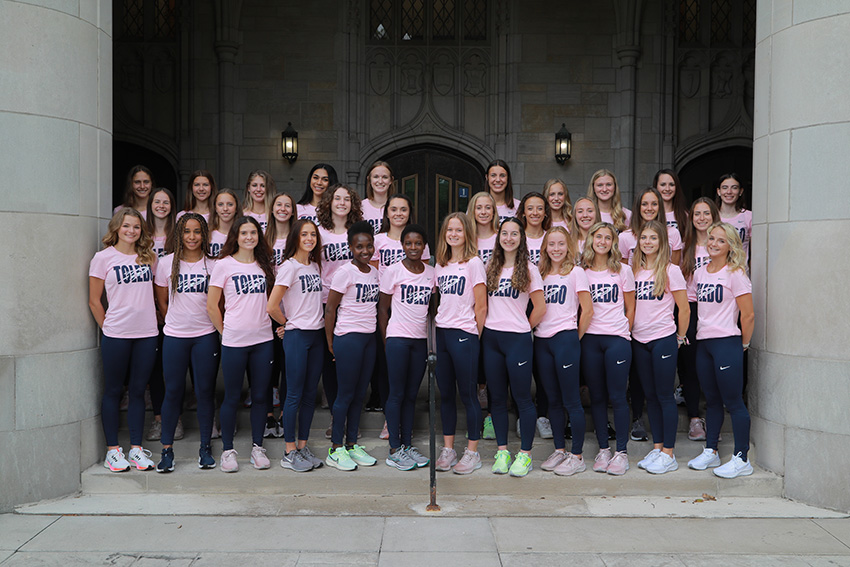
379, 421, 389, 440
593, 448, 612, 473
220, 449, 239, 473
688, 417, 707, 441
606, 451, 630, 476
435, 447, 458, 471
453, 448, 482, 475
541, 450, 568, 472
250, 444, 270, 469
554, 453, 586, 476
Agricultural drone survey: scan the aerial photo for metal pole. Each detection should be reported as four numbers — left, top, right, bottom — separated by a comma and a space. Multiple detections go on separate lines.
426, 317, 440, 512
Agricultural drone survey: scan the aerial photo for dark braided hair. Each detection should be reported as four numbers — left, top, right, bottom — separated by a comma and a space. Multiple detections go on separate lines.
170, 213, 214, 298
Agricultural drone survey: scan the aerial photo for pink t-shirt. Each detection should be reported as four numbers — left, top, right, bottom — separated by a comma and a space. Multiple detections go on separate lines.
331, 262, 380, 335
495, 198, 521, 224
371, 233, 431, 277
176, 211, 210, 223
665, 210, 680, 231
244, 211, 268, 232
380, 262, 435, 339
89, 247, 158, 339
298, 203, 318, 223
526, 234, 544, 266
435, 257, 487, 336
155, 254, 217, 338
686, 244, 711, 302
721, 210, 752, 261
318, 227, 352, 303
112, 205, 147, 220
272, 237, 287, 267
535, 267, 590, 339
600, 208, 632, 230
585, 265, 635, 340
208, 256, 273, 347
691, 264, 752, 340
152, 235, 168, 259
484, 263, 544, 333
552, 220, 570, 231
209, 230, 227, 258
618, 227, 683, 264
632, 264, 687, 343
273, 258, 323, 331
477, 234, 496, 265
361, 200, 384, 234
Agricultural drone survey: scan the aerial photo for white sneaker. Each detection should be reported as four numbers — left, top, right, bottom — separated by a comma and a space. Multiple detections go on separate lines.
103, 447, 130, 472
647, 452, 679, 474
536, 417, 553, 439
128, 447, 155, 471
637, 448, 661, 470
713, 452, 753, 479
688, 447, 721, 470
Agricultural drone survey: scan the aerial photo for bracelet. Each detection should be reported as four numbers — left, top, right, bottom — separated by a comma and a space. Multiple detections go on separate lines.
677, 335, 689, 346
743, 342, 750, 350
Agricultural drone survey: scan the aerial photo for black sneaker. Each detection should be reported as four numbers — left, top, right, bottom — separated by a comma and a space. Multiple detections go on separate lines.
263, 416, 278, 438
630, 418, 648, 441
607, 421, 617, 441
564, 420, 572, 440
198, 444, 216, 469
156, 447, 174, 473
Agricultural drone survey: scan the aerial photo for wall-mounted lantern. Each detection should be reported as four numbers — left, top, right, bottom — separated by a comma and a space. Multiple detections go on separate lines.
555, 123, 571, 164
281, 122, 298, 163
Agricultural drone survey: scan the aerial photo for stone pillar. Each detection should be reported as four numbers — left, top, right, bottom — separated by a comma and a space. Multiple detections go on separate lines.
213, 0, 243, 188
751, 1, 850, 512
0, 1, 112, 511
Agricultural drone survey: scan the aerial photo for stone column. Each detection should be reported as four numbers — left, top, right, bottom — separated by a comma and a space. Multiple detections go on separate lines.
751, 1, 850, 512
213, 0, 243, 188
0, 1, 112, 511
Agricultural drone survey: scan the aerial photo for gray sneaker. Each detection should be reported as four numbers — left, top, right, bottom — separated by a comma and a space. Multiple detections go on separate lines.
146, 419, 162, 441
299, 446, 323, 469
385, 448, 417, 471
630, 418, 648, 441
404, 445, 430, 468
280, 449, 313, 472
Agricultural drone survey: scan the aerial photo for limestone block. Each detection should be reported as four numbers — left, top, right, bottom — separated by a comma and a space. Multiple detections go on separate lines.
0, 356, 14, 432
242, 113, 271, 139
785, 427, 850, 512
771, 0, 793, 33
789, 122, 850, 221
584, 117, 611, 142
756, 0, 772, 45
767, 129, 790, 223
79, 124, 99, 217
546, 84, 582, 105
753, 40, 771, 139
13, 0, 77, 17
99, 0, 112, 37
98, 128, 113, 219
520, 34, 547, 64
521, 104, 553, 133
749, 224, 767, 350
750, 415, 785, 476
98, 29, 112, 132
792, 0, 850, 25
751, 136, 768, 226
80, 0, 97, 26
80, 414, 105, 471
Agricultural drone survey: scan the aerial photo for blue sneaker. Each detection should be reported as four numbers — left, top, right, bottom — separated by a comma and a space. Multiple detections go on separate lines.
198, 444, 216, 469
156, 447, 174, 473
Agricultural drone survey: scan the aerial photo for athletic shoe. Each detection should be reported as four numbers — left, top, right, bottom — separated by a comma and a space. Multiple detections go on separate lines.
275, 417, 285, 438
713, 452, 753, 479
606, 450, 629, 475
554, 453, 586, 476
220, 449, 238, 472
385, 448, 417, 471
492, 449, 512, 474
593, 447, 613, 473
564, 421, 572, 440
673, 385, 685, 405
379, 421, 389, 440
347, 445, 377, 466
541, 450, 567, 471
453, 449, 482, 475
536, 417, 553, 439
482, 416, 496, 440
146, 419, 162, 441
326, 447, 357, 471
103, 447, 130, 472
128, 447, 155, 471
263, 416, 279, 439
299, 446, 323, 469
250, 444, 270, 469
630, 418, 648, 441
273, 387, 281, 407
688, 417, 707, 441
647, 452, 679, 474
404, 445, 429, 468
638, 448, 662, 470
509, 452, 532, 477
688, 447, 721, 470
243, 388, 252, 407
198, 444, 216, 469
173, 418, 184, 441
280, 449, 313, 472
156, 447, 175, 473
607, 421, 617, 440
435, 447, 458, 471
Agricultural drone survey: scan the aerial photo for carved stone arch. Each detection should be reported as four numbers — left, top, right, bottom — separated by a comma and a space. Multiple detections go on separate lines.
430, 48, 457, 97
674, 135, 753, 175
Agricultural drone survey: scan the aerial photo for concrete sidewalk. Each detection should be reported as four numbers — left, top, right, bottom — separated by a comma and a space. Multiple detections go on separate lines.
2, 514, 850, 565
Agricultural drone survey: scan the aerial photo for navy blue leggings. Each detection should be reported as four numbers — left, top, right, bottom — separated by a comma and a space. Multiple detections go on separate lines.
385, 337, 427, 449
321, 305, 338, 409
676, 302, 702, 418
331, 332, 376, 445
696, 336, 750, 459
369, 331, 389, 408
282, 329, 324, 443
534, 330, 585, 455
220, 341, 274, 450
632, 333, 678, 449
266, 321, 287, 414
149, 329, 165, 416
581, 333, 631, 453
101, 334, 157, 447
161, 332, 220, 446
482, 328, 536, 451
436, 328, 481, 441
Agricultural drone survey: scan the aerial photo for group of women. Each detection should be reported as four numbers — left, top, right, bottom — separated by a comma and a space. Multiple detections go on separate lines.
89, 159, 754, 480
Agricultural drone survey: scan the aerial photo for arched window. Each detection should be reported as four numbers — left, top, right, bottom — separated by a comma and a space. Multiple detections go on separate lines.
369, 0, 487, 44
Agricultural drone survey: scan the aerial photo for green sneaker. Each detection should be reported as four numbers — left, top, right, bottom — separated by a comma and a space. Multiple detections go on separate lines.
347, 445, 377, 466
509, 451, 533, 477
482, 416, 496, 440
325, 447, 357, 471
492, 449, 512, 474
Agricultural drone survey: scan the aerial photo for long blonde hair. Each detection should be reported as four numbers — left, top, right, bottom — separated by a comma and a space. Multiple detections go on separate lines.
436, 212, 478, 266
587, 169, 628, 232
466, 191, 500, 238
242, 170, 276, 216
102, 208, 156, 265
568, 197, 601, 240
631, 220, 670, 298
581, 222, 622, 273
538, 226, 577, 277
707, 221, 748, 273
543, 179, 573, 223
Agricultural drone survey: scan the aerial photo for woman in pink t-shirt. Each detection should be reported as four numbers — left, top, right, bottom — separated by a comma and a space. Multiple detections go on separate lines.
486, 160, 521, 224
654, 169, 688, 238
297, 163, 338, 224
586, 169, 631, 233
569, 197, 601, 262
153, 213, 219, 472
147, 188, 176, 260
715, 173, 752, 264
206, 216, 276, 473
618, 187, 683, 266
678, 198, 721, 442
267, 219, 326, 472
483, 218, 546, 478
687, 222, 754, 479
630, 221, 690, 475
433, 213, 488, 474
534, 227, 593, 477
544, 179, 573, 230
378, 224, 435, 470
324, 221, 380, 471
114, 165, 154, 219
88, 208, 159, 472
208, 189, 242, 258
580, 222, 635, 476
178, 170, 216, 223
362, 161, 394, 234
242, 170, 275, 232
518, 192, 550, 266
